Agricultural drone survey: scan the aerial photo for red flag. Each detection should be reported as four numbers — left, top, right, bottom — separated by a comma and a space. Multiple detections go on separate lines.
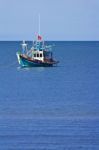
38, 35, 42, 41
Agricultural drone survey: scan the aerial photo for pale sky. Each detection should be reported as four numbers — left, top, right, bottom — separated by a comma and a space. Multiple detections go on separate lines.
0, 0, 99, 41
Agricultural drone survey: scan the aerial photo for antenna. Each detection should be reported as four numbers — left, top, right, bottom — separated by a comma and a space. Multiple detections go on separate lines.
38, 14, 40, 35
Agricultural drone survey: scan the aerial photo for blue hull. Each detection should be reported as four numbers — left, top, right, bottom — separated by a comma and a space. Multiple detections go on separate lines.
17, 53, 54, 67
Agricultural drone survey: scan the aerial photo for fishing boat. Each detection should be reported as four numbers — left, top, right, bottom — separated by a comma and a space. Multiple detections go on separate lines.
16, 36, 59, 67
16, 37, 59, 67
16, 15, 59, 67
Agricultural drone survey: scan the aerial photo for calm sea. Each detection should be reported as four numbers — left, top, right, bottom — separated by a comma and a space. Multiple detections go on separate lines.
0, 41, 99, 149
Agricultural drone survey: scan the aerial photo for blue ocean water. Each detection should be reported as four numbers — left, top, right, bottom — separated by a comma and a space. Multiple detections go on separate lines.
0, 41, 99, 149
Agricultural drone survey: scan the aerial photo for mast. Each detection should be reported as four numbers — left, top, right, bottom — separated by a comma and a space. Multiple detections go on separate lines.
37, 14, 43, 50
38, 14, 41, 36
37, 14, 42, 50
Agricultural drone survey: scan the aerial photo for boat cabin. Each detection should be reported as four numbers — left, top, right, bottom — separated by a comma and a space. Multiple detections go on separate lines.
32, 50, 44, 61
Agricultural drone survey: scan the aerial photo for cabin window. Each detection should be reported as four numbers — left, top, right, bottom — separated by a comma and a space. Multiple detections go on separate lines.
40, 53, 42, 57
34, 54, 36, 57
37, 53, 39, 57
